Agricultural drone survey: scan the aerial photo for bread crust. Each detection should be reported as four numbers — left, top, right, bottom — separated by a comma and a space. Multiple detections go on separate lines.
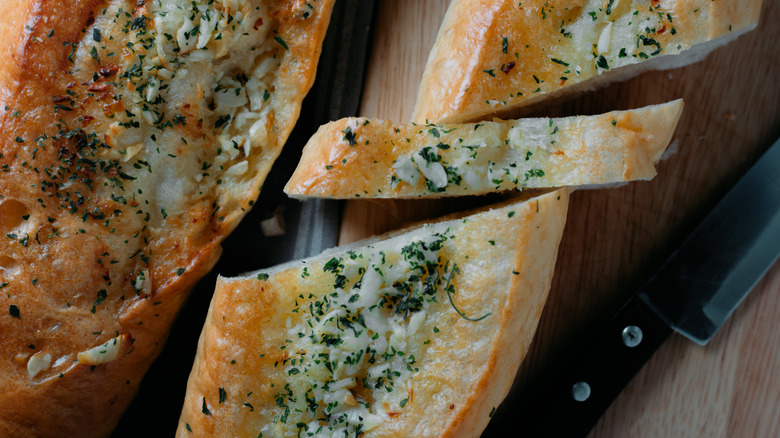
0, 1, 333, 436
285, 100, 683, 199
413, 0, 761, 123
177, 189, 570, 437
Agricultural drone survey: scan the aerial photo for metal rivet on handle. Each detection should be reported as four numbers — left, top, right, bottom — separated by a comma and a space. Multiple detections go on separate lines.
622, 325, 643, 348
572, 381, 591, 402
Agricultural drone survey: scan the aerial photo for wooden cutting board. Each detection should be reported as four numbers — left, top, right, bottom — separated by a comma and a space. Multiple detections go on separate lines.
339, 1, 780, 437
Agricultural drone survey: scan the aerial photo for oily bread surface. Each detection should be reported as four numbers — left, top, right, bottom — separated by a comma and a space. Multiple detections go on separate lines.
177, 189, 570, 437
285, 100, 682, 198
413, 0, 761, 123
0, 1, 333, 437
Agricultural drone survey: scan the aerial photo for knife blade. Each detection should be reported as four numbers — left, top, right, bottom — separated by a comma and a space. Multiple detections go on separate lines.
640, 137, 780, 344
483, 136, 780, 437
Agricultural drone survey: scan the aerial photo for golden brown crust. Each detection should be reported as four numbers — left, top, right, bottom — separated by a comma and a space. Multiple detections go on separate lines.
177, 190, 570, 437
285, 100, 683, 199
0, 1, 333, 437
413, 0, 761, 123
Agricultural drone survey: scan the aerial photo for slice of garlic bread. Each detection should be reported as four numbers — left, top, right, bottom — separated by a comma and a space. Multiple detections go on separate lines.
0, 1, 333, 436
177, 189, 569, 437
285, 100, 682, 199
413, 0, 760, 123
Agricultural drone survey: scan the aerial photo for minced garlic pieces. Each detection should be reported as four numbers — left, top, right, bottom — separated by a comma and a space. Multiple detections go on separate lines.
27, 352, 52, 379
77, 333, 131, 366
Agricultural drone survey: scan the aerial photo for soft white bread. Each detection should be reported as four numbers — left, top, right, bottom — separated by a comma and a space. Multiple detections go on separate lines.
177, 189, 570, 437
0, 1, 333, 436
285, 99, 683, 198
413, 0, 761, 123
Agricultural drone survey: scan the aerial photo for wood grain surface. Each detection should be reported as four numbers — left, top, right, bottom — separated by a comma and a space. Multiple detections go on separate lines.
340, 1, 780, 437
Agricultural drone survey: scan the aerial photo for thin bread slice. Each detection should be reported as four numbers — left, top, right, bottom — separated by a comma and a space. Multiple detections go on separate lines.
285, 100, 683, 199
177, 189, 569, 437
0, 1, 333, 436
413, 0, 760, 123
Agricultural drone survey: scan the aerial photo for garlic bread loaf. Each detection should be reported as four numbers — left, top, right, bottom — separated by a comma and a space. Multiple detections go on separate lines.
413, 0, 760, 123
177, 189, 570, 437
285, 99, 682, 199
0, 0, 333, 436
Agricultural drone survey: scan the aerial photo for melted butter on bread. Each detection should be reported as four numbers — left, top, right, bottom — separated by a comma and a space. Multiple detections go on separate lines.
285, 100, 683, 198
413, 0, 760, 123
270, 230, 462, 436
64, 0, 283, 232
177, 191, 570, 437
0, 0, 333, 436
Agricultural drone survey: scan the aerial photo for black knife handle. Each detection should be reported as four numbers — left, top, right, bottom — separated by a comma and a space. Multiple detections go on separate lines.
484, 294, 674, 437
